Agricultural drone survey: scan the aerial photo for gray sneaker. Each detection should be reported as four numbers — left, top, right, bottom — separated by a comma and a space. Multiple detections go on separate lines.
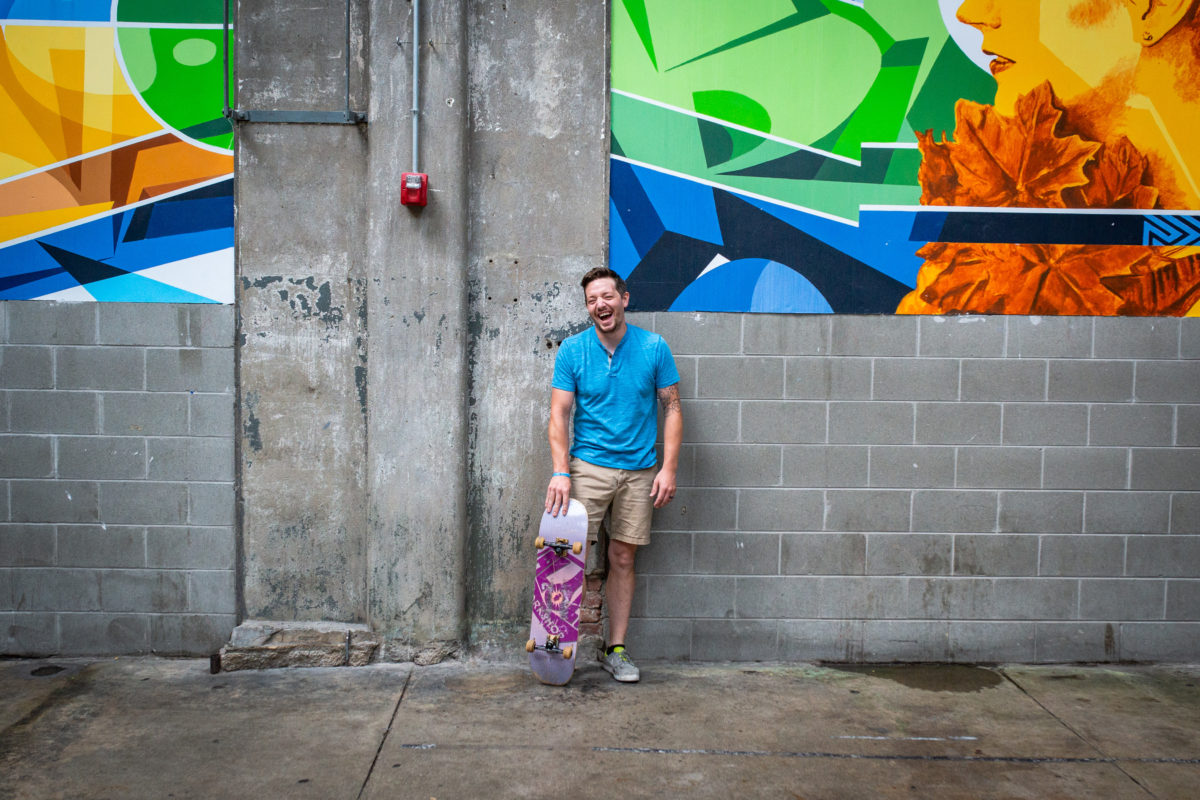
602, 648, 640, 683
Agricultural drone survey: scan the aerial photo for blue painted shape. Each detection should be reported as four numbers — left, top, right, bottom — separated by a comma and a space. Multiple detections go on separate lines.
143, 196, 233, 239
3, 0, 111, 21
110, 230, 232, 273
85, 272, 217, 303
631, 163, 723, 246
609, 198, 642, 279
909, 210, 948, 242
750, 261, 833, 313
0, 239, 64, 279
1144, 214, 1200, 246
669, 259, 764, 311
0, 270, 80, 300
611, 159, 665, 258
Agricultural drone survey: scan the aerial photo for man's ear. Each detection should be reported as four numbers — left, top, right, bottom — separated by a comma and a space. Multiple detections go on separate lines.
1127, 0, 1196, 45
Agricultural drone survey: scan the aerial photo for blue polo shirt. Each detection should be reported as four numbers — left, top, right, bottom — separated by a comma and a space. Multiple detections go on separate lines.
552, 323, 679, 471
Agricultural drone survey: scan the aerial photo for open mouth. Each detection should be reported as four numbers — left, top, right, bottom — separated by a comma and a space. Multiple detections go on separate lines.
596, 309, 614, 324
984, 50, 1013, 76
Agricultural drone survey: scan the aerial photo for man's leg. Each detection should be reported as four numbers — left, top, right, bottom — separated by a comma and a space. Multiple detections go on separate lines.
605, 538, 638, 646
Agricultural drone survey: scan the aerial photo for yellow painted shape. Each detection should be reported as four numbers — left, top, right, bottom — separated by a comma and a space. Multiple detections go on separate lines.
0, 201, 114, 244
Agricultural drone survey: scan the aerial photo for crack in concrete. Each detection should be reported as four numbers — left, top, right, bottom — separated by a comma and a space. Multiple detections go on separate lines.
356, 667, 414, 800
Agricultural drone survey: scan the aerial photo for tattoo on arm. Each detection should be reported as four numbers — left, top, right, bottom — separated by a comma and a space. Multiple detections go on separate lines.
657, 383, 681, 415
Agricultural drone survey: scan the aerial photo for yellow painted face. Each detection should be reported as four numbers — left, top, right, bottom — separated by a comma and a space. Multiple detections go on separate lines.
956, 0, 1139, 112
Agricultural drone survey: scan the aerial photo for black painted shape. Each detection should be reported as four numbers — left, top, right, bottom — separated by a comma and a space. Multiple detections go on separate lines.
37, 242, 128, 286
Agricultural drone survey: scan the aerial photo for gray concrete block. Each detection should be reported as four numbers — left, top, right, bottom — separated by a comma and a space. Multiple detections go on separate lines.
4, 612, 58, 655
1090, 403, 1175, 447
643, 575, 735, 618
781, 445, 869, 488
915, 402, 1001, 445
1126, 535, 1200, 577
623, 619, 691, 661
10, 390, 98, 434
741, 401, 826, 444
830, 316, 917, 357
862, 620, 949, 660
948, 621, 1036, 662
58, 613, 149, 655
866, 533, 951, 575
58, 436, 146, 480
909, 577, 1077, 620
1038, 534, 1125, 577
692, 532, 779, 575
186, 305, 235, 348
779, 619, 864, 661
0, 524, 55, 566
1007, 316, 1093, 358
1080, 579, 1164, 620
100, 481, 188, 526
1001, 403, 1088, 445
7, 302, 96, 344
653, 313, 742, 355
100, 569, 188, 612
654, 489, 737, 534
188, 571, 236, 613
918, 315, 1006, 357
57, 525, 145, 568
786, 357, 871, 400
691, 620, 778, 661
956, 446, 1042, 489
1166, 580, 1200, 620
828, 402, 913, 444
147, 437, 235, 482
825, 489, 910, 532
98, 304, 189, 346
1172, 493, 1200, 533
911, 490, 998, 533
1085, 491, 1170, 534
682, 400, 738, 443
188, 483, 236, 526
736, 488, 823, 532
1034, 622, 1119, 662
636, 531, 691, 575
692, 444, 780, 487
11, 480, 99, 524
55, 347, 145, 391
1130, 448, 1200, 491
150, 613, 237, 656
1179, 405, 1200, 447
696, 356, 784, 400
743, 314, 828, 355
998, 491, 1083, 534
0, 346, 53, 389
101, 392, 189, 436
961, 359, 1046, 401
674, 356, 698, 398
146, 348, 234, 393
0, 435, 53, 478
872, 358, 959, 401
780, 533, 865, 575
869, 445, 955, 488
0, 481, 7, 521
735, 576, 820, 618
1043, 447, 1128, 490
1135, 361, 1200, 403
1183, 319, 1200, 358
953, 534, 1038, 576
11, 568, 101, 611
1048, 360, 1134, 402
1119, 622, 1200, 661
1093, 317, 1179, 359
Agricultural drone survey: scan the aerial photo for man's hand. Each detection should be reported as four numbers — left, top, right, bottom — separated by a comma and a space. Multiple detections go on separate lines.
546, 474, 571, 516
650, 468, 676, 509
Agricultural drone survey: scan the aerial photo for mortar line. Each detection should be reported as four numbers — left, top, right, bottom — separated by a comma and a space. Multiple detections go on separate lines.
998, 668, 1159, 798
356, 667, 414, 800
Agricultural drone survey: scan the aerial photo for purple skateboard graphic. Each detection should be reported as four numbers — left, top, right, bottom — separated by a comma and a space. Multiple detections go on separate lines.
526, 498, 589, 685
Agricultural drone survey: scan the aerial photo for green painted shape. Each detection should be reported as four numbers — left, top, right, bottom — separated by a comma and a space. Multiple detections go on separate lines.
698, 119, 733, 166
906, 37, 996, 140
119, 25, 156, 92
831, 64, 920, 157
881, 37, 927, 68
693, 90, 770, 133
883, 147, 922, 186
818, 0, 892, 52
116, 0, 225, 24
666, 2, 830, 71
638, 0, 801, 74
619, 0, 658, 71
173, 38, 217, 68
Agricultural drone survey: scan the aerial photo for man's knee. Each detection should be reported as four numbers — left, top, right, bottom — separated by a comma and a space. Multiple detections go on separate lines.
608, 539, 638, 572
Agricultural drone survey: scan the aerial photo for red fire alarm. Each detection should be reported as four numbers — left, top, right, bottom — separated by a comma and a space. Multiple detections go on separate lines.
401, 172, 428, 207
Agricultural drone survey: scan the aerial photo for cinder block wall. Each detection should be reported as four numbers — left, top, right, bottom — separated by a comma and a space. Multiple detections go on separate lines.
627, 313, 1200, 663
1, 301, 236, 656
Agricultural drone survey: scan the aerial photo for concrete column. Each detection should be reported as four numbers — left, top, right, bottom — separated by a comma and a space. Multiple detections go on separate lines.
364, 0, 469, 648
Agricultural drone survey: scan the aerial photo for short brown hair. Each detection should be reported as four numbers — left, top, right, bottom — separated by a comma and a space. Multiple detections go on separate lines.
580, 267, 627, 295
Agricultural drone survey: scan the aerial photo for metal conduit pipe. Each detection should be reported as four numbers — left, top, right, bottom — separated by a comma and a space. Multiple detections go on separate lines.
412, 0, 421, 172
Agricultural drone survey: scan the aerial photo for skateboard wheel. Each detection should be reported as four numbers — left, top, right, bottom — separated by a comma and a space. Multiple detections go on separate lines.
572, 542, 583, 555
562, 646, 573, 660
535, 537, 545, 549
526, 639, 536, 653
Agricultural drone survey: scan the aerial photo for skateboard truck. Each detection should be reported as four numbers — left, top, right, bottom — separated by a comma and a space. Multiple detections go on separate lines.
534, 536, 583, 556
525, 634, 573, 660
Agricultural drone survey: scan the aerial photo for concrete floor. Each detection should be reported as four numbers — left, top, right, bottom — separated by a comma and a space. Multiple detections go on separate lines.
0, 657, 1197, 799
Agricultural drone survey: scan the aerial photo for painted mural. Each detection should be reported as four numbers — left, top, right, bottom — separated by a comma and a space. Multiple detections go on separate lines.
610, 0, 1200, 315
0, 1, 234, 303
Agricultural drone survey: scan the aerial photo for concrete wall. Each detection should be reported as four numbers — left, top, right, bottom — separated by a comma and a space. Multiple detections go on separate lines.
1, 302, 236, 655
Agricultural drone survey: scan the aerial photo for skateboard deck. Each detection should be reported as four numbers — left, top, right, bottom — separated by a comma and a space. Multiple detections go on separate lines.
526, 498, 589, 685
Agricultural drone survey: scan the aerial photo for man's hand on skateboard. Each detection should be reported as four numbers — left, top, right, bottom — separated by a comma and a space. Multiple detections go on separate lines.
545, 474, 571, 517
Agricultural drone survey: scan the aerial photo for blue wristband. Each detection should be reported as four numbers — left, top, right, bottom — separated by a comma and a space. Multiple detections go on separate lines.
552, 472, 570, 477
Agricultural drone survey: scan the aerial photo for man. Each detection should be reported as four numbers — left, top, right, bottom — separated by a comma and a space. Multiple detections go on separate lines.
546, 267, 683, 683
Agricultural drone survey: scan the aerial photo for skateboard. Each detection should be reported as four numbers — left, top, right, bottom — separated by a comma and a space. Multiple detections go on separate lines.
526, 498, 589, 685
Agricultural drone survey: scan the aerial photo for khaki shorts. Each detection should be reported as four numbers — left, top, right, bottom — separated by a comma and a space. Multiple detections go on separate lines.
570, 457, 655, 546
